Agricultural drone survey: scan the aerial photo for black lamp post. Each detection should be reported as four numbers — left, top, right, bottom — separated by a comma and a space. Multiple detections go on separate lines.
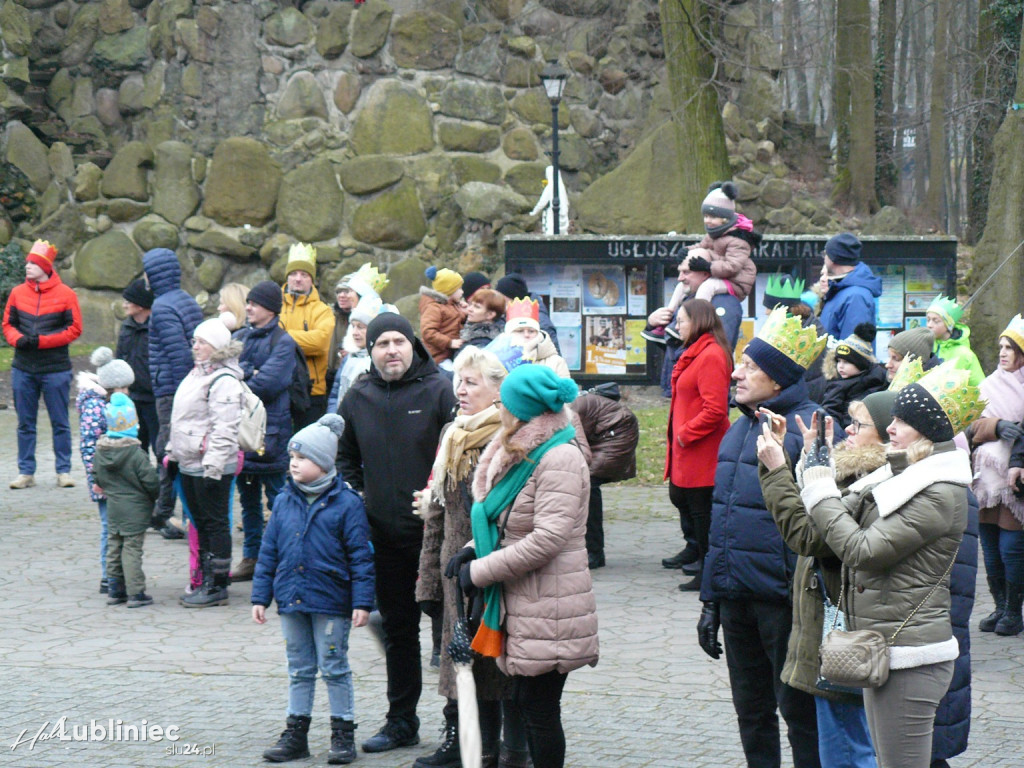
539, 61, 569, 235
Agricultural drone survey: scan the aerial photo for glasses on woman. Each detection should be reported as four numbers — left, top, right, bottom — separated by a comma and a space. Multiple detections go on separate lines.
849, 419, 873, 434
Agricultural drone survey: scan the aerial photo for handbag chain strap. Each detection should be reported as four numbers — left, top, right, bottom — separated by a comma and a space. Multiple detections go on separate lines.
833, 547, 959, 643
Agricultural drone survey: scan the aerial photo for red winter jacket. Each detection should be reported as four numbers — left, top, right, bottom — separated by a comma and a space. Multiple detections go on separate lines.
664, 333, 732, 488
3, 273, 83, 374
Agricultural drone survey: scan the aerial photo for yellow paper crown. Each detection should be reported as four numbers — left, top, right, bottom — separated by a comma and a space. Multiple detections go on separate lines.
914, 360, 987, 436
888, 354, 926, 392
286, 242, 318, 277
755, 306, 827, 370
1000, 314, 1024, 353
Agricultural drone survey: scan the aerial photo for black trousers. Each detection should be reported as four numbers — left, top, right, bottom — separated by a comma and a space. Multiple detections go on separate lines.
509, 670, 569, 768
668, 484, 712, 558
179, 474, 233, 561
133, 397, 159, 458
719, 599, 820, 768
374, 539, 422, 730
153, 395, 177, 523
584, 480, 604, 556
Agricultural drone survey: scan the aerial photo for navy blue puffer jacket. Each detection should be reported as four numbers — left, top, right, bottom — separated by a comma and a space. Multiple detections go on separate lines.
701, 379, 818, 603
931, 488, 977, 761
142, 249, 203, 397
251, 475, 375, 616
234, 322, 297, 474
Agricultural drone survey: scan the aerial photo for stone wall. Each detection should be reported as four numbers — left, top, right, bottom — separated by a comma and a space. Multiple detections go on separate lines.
2, 0, 890, 344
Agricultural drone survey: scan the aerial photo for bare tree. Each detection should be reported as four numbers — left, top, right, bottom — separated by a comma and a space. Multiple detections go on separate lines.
925, 0, 951, 228
876, 0, 899, 206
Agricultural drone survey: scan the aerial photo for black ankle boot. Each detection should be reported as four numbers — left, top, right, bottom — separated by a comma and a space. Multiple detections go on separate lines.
995, 583, 1024, 636
328, 718, 356, 765
412, 718, 460, 768
263, 714, 311, 762
498, 745, 532, 768
182, 555, 230, 608
662, 544, 698, 569
106, 578, 127, 605
980, 576, 1006, 632
678, 558, 703, 592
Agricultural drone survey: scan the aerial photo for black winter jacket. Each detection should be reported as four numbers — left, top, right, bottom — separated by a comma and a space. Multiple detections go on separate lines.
116, 315, 154, 404
819, 363, 888, 428
337, 339, 458, 547
234, 321, 297, 474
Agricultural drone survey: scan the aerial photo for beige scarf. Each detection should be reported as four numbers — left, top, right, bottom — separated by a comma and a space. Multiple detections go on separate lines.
430, 405, 502, 500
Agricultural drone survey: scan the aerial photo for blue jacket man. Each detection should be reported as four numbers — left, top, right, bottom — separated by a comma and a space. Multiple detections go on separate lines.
817, 234, 882, 342
142, 248, 203, 535
230, 281, 298, 581
698, 307, 826, 768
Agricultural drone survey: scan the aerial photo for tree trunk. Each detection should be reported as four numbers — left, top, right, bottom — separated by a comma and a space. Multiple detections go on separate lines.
834, 0, 878, 215
658, 0, 731, 233
875, 0, 898, 206
912, 4, 929, 209
969, 13, 1024, 371
925, 0, 950, 229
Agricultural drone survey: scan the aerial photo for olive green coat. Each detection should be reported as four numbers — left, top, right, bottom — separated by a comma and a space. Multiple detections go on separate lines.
93, 436, 160, 535
759, 443, 887, 698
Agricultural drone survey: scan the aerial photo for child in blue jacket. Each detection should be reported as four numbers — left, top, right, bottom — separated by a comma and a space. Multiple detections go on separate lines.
252, 414, 375, 765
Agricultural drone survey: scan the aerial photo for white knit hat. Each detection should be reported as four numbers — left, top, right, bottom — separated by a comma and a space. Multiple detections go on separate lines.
193, 318, 232, 350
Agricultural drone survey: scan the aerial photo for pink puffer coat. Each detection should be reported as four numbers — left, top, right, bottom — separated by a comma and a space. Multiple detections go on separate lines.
469, 408, 600, 677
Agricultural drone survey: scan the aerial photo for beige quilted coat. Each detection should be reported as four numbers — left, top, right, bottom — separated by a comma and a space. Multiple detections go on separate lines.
469, 408, 599, 677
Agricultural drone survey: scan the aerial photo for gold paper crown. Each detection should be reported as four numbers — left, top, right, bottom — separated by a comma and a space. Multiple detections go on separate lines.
287, 242, 317, 264
888, 354, 926, 392
755, 306, 827, 370
353, 263, 388, 294
913, 360, 987, 436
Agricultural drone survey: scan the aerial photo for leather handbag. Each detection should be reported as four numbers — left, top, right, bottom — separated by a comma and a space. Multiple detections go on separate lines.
819, 550, 957, 690
814, 564, 864, 696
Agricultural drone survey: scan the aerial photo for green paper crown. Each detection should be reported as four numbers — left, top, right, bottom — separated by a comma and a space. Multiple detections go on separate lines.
353, 263, 389, 294
915, 360, 987, 437
888, 354, 926, 392
926, 295, 962, 329
756, 306, 827, 370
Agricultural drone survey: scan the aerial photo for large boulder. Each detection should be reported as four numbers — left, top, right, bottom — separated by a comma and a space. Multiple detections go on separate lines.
188, 230, 255, 262
379, 255, 429, 303
265, 7, 315, 47
5, 121, 52, 192
338, 155, 404, 195
152, 141, 199, 225
438, 80, 507, 125
74, 163, 103, 201
502, 127, 539, 160
391, 10, 459, 69
760, 178, 792, 209
91, 26, 149, 70
510, 90, 569, 128
504, 162, 547, 198
99, 141, 152, 201
99, 0, 135, 35
132, 215, 180, 251
75, 287, 123, 345
575, 122, 684, 234
350, 0, 392, 58
350, 81, 434, 156
438, 121, 500, 153
75, 231, 141, 289
195, 254, 229, 292
333, 72, 360, 113
455, 33, 502, 80
276, 158, 345, 242
452, 157, 501, 185
351, 180, 427, 250
276, 71, 329, 120
454, 181, 530, 222
862, 205, 914, 236
61, 4, 100, 68
202, 137, 282, 227
0, 1, 33, 56
316, 3, 352, 58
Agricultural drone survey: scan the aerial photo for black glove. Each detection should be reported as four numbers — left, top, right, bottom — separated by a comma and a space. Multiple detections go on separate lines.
996, 420, 1024, 442
445, 547, 476, 579
687, 254, 712, 273
419, 600, 443, 620
15, 334, 38, 350
697, 601, 723, 660
458, 562, 475, 596
803, 442, 832, 469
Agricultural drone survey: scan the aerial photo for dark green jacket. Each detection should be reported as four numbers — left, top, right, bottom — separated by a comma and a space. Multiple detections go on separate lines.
93, 436, 160, 535
759, 443, 887, 698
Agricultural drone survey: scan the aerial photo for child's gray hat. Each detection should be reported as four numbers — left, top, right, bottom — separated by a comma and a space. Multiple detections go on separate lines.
289, 414, 345, 472
91, 346, 135, 390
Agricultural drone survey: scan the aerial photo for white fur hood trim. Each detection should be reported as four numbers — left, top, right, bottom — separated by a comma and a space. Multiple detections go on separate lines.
870, 450, 972, 518
889, 636, 959, 670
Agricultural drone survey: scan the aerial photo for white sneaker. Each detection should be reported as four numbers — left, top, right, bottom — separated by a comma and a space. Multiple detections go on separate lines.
56, 473, 75, 488
9, 474, 35, 489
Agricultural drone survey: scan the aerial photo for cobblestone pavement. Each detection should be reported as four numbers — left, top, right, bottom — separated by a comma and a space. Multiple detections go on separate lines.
1, 408, 1022, 767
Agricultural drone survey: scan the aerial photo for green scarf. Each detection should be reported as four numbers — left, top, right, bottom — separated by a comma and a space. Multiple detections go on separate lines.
468, 423, 576, 657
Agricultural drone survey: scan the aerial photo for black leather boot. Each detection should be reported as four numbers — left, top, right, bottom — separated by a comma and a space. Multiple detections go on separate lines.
678, 558, 703, 592
498, 745, 532, 768
412, 712, 460, 768
980, 575, 1006, 632
662, 543, 698, 569
995, 582, 1024, 636
263, 714, 311, 762
328, 718, 356, 765
106, 577, 127, 605
479, 700, 501, 768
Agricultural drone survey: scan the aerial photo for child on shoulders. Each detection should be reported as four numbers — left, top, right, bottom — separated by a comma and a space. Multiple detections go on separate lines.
419, 266, 468, 369
687, 181, 759, 303
252, 414, 375, 765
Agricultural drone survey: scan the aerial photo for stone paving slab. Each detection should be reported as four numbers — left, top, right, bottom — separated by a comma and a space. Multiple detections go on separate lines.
1, 409, 1022, 767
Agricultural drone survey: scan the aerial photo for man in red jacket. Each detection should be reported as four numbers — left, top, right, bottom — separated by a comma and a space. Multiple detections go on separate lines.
2, 240, 83, 489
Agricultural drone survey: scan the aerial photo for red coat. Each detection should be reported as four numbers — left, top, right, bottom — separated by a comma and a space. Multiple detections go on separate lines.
664, 333, 732, 488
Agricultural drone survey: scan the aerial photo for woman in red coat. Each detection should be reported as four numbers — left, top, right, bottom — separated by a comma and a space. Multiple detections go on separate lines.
664, 299, 733, 591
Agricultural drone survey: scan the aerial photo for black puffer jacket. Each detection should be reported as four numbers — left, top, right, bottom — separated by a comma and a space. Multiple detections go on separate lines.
573, 387, 639, 482
337, 338, 458, 546
115, 315, 153, 404
819, 361, 888, 428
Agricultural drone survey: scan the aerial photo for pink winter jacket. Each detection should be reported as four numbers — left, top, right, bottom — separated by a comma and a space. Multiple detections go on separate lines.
469, 408, 600, 677
691, 231, 757, 300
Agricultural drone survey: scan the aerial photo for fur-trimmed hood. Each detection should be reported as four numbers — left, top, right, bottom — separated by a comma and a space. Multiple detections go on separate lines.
473, 408, 571, 501
833, 442, 887, 483
97, 435, 142, 450
460, 318, 504, 343
419, 285, 456, 305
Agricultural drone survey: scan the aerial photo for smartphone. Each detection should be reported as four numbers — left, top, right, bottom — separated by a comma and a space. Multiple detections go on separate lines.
815, 408, 829, 451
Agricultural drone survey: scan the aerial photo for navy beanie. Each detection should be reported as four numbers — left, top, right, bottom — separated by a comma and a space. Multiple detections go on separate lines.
744, 337, 805, 389
495, 274, 530, 300
366, 312, 416, 351
122, 278, 154, 309
247, 280, 283, 315
825, 233, 862, 266
462, 271, 490, 301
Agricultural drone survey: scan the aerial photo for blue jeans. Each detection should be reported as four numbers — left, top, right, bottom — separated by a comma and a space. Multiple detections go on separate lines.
12, 368, 73, 475
239, 472, 285, 560
98, 500, 108, 577
280, 612, 355, 719
816, 696, 877, 768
